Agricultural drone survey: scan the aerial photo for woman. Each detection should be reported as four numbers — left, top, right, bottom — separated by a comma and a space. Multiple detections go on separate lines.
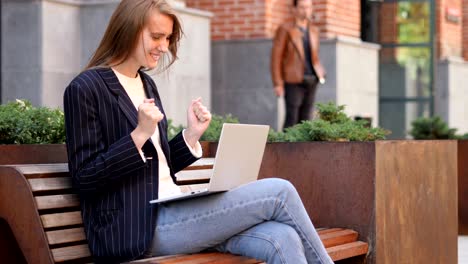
63, 0, 333, 263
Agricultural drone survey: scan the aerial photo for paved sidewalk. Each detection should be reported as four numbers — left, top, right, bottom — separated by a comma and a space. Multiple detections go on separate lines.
460, 236, 468, 264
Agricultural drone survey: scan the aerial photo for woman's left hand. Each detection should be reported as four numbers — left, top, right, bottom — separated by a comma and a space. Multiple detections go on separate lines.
185, 98, 211, 147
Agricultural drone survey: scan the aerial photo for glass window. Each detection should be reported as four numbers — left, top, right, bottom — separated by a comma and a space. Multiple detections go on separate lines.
380, 101, 431, 139
380, 47, 431, 99
377, 0, 434, 139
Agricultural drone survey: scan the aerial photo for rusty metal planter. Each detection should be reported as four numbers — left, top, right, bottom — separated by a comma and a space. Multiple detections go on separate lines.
209, 140, 458, 264
459, 140, 468, 235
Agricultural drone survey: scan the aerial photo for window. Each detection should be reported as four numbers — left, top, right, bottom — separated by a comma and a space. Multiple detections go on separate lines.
362, 0, 435, 139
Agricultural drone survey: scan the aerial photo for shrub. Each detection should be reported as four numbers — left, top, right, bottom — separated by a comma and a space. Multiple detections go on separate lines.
268, 102, 390, 142
167, 119, 185, 140
169, 103, 389, 142
409, 116, 463, 139
0, 99, 65, 144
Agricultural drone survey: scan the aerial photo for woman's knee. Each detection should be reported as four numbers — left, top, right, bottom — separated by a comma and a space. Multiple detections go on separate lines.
258, 178, 298, 196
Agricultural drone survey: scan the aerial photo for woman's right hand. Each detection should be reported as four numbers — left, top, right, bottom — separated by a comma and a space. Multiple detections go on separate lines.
131, 98, 164, 149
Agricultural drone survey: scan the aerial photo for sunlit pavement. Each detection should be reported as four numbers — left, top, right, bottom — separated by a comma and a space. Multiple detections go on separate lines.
460, 236, 468, 264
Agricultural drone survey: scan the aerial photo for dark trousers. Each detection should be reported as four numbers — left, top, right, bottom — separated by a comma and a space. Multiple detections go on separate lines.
283, 75, 319, 130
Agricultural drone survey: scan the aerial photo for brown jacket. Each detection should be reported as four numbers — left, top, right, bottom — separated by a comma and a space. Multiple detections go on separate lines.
271, 21, 325, 87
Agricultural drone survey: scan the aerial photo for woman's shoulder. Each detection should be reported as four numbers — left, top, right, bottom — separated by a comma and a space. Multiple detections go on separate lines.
72, 67, 111, 83
65, 68, 110, 98
67, 69, 93, 88
69, 67, 109, 87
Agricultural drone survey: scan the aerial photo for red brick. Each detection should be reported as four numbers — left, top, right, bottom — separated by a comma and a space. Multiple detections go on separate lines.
187, 0, 468, 53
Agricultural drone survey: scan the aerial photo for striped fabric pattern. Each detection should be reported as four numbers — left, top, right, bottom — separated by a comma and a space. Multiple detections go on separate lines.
63, 68, 198, 263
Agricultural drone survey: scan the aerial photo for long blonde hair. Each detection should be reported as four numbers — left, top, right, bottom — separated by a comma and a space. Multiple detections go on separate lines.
86, 0, 182, 71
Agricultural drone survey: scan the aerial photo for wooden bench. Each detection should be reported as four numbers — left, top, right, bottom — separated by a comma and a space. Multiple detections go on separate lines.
0, 159, 368, 263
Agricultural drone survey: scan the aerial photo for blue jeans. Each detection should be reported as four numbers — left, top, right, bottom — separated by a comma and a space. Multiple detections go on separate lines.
147, 178, 333, 264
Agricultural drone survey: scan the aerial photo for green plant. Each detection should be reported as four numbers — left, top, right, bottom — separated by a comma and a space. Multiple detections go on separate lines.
0, 99, 65, 144
167, 119, 184, 140
268, 102, 390, 142
409, 116, 461, 139
170, 103, 388, 143
315, 103, 349, 124
167, 114, 239, 141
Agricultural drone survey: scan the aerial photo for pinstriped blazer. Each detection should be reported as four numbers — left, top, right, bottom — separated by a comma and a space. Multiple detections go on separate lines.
63, 68, 198, 263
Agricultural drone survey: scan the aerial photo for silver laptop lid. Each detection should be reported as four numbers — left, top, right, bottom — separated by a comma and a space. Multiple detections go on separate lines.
208, 123, 269, 191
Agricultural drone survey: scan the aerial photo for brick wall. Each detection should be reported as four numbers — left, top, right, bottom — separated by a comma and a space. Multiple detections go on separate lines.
463, 0, 468, 60
186, 0, 361, 40
378, 3, 398, 63
436, 0, 462, 58
186, 0, 268, 40
265, 0, 292, 38
317, 0, 360, 39
185, 0, 467, 60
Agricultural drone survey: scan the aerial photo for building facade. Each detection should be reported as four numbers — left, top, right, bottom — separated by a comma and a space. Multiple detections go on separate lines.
187, 0, 379, 132
0, 0, 211, 126
1, 0, 467, 137
186, 0, 468, 137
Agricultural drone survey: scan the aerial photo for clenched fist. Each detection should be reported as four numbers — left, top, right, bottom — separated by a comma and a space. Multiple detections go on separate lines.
185, 98, 212, 148
131, 98, 164, 150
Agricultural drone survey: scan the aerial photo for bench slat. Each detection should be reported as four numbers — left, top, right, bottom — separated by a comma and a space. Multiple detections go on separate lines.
29, 177, 72, 192
177, 169, 213, 180
11, 163, 69, 175
327, 241, 369, 261
51, 244, 91, 262
184, 158, 214, 171
46, 227, 86, 245
41, 211, 83, 228
36, 194, 80, 210
320, 229, 358, 248
131, 252, 265, 264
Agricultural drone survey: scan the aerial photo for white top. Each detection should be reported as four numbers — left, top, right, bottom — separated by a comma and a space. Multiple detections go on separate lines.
112, 68, 202, 198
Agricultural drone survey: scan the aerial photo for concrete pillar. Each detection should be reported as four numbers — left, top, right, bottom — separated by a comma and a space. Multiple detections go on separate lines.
1, 0, 212, 128
435, 56, 468, 134
2, 0, 43, 106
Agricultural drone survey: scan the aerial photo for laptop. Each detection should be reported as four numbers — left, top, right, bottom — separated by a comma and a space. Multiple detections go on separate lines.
149, 123, 269, 204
